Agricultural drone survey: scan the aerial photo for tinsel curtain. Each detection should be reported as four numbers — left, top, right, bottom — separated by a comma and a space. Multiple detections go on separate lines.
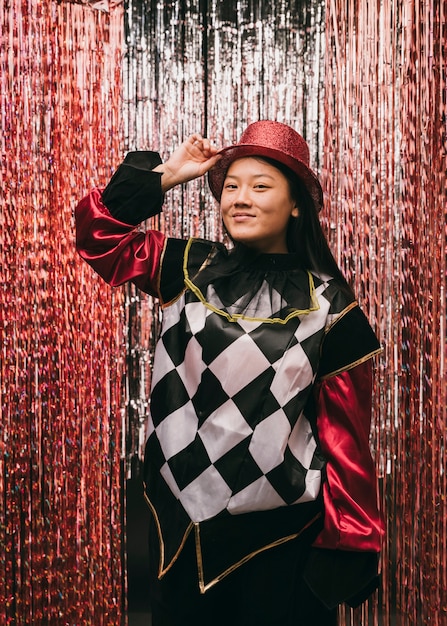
1, 1, 446, 626
1, 1, 125, 624
323, 0, 447, 624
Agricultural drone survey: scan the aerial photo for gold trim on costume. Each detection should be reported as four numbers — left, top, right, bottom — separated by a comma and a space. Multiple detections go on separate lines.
160, 287, 186, 309
158, 237, 189, 308
194, 512, 322, 594
160, 237, 216, 308
144, 491, 322, 592
319, 300, 383, 379
182, 238, 320, 324
319, 347, 383, 380
156, 236, 169, 303
143, 488, 194, 578
324, 300, 359, 332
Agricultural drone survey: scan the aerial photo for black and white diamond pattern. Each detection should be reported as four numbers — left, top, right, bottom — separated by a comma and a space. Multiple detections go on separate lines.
148, 280, 335, 523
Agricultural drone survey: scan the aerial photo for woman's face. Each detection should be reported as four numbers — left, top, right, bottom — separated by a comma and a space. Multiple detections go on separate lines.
220, 157, 298, 254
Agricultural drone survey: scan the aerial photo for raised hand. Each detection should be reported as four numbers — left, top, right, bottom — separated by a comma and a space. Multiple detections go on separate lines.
154, 133, 221, 192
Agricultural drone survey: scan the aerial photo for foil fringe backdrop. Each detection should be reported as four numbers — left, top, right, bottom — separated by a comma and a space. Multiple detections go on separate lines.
123, 1, 446, 624
323, 0, 446, 623
122, 0, 327, 470
1, 1, 446, 625
1, 2, 125, 624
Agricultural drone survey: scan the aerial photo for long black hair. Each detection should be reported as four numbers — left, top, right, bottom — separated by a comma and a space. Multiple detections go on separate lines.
256, 157, 355, 299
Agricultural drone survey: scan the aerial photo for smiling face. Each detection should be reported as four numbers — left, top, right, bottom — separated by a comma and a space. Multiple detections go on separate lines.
220, 157, 299, 254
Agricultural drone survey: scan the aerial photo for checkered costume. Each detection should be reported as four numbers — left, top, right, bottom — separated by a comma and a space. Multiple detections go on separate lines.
138, 233, 381, 586
75, 151, 384, 607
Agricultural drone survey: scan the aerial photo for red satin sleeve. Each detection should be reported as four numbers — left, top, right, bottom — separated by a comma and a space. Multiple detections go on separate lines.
75, 188, 166, 296
313, 360, 384, 552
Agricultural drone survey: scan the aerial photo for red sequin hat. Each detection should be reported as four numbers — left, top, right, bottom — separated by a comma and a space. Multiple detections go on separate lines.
208, 120, 323, 212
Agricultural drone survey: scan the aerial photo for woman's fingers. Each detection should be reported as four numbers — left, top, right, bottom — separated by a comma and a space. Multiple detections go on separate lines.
157, 134, 221, 191
187, 134, 219, 158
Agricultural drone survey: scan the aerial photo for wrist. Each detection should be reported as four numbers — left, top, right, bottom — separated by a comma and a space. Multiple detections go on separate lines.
152, 163, 180, 192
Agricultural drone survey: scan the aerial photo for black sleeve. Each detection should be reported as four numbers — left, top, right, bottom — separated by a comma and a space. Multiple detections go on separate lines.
159, 239, 188, 303
318, 304, 382, 379
159, 238, 220, 304
303, 548, 380, 609
102, 151, 165, 225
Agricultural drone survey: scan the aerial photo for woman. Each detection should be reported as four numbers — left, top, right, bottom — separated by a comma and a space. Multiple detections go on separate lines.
76, 121, 384, 626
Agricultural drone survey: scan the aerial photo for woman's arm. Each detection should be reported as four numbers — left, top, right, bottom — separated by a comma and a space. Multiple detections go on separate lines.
302, 359, 384, 609
75, 188, 166, 296
313, 359, 384, 551
75, 134, 221, 295
153, 133, 221, 192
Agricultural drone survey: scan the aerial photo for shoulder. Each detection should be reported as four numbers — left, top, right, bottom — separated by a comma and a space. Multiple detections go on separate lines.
183, 237, 229, 278
311, 272, 355, 321
160, 237, 226, 304
310, 273, 382, 379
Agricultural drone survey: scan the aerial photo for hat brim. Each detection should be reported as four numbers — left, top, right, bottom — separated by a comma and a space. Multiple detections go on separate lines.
208, 144, 323, 212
